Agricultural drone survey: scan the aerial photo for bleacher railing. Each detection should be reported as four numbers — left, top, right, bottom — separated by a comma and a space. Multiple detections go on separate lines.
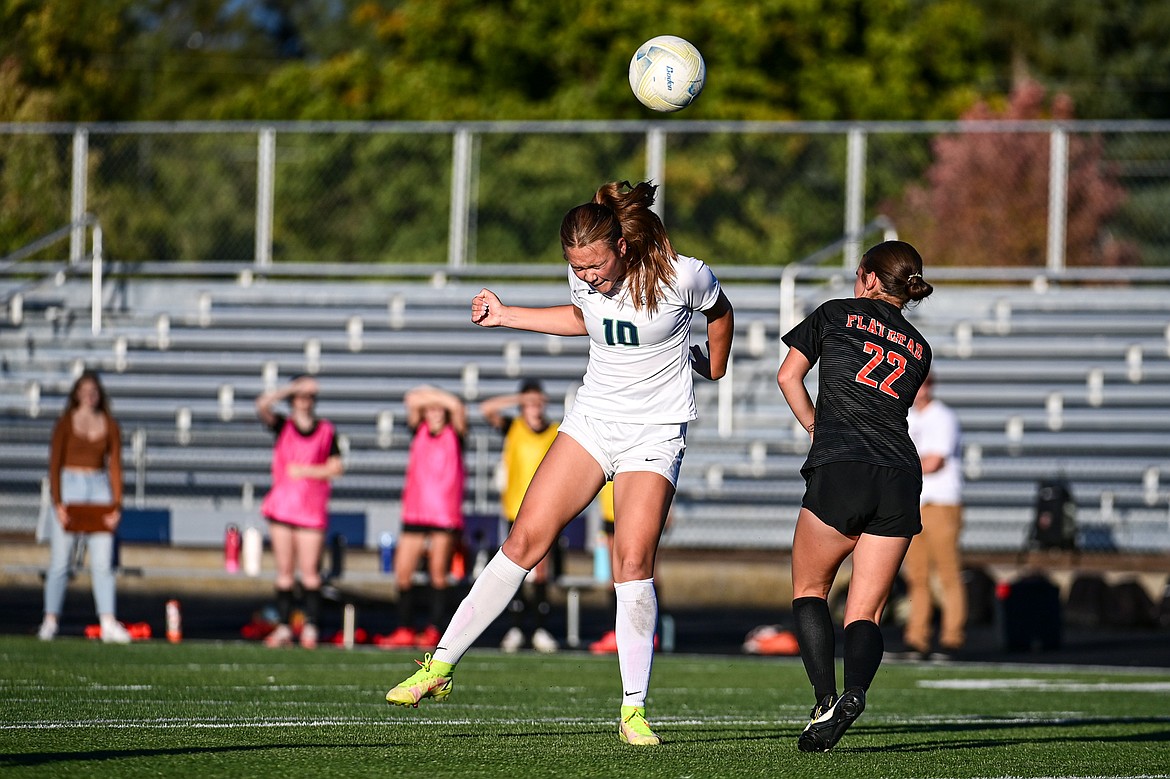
1, 214, 104, 334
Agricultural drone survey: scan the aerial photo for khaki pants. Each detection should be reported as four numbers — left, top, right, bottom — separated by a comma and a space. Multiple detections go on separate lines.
901, 503, 966, 652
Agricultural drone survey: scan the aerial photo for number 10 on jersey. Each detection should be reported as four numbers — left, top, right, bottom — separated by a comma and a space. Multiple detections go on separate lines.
603, 318, 640, 347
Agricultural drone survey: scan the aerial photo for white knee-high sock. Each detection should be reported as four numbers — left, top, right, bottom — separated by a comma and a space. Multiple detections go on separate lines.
432, 550, 529, 666
615, 578, 657, 708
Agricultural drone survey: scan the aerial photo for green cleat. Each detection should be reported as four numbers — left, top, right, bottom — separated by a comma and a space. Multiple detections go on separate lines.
618, 705, 662, 746
385, 653, 455, 707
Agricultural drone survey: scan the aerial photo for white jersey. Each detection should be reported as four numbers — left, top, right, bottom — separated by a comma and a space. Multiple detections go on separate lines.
567, 254, 722, 424
907, 398, 963, 505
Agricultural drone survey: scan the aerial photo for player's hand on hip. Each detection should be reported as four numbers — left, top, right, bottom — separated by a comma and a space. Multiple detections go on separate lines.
690, 342, 713, 379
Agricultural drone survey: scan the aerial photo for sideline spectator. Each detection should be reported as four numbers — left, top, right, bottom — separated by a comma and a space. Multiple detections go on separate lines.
481, 378, 560, 654
901, 372, 966, 661
255, 375, 344, 650
380, 385, 467, 650
39, 370, 130, 643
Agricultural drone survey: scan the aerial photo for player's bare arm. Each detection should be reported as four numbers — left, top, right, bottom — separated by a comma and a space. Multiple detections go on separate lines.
691, 290, 734, 380
777, 347, 816, 437
472, 289, 587, 336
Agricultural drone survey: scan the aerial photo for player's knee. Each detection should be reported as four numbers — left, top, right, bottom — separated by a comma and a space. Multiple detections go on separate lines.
612, 555, 653, 582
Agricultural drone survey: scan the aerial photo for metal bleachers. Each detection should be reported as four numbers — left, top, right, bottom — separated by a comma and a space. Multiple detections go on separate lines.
3, 268, 1170, 554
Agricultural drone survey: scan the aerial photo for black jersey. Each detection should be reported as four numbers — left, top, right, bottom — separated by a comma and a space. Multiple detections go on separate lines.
783, 297, 932, 478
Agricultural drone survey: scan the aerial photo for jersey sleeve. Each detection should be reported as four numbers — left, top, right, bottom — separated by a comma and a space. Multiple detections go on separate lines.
567, 265, 587, 307
675, 255, 722, 311
782, 301, 831, 364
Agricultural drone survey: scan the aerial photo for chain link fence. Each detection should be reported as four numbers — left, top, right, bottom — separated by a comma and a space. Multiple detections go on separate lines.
4, 120, 1170, 270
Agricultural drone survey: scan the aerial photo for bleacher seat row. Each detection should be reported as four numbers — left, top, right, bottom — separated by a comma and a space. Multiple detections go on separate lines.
4, 271, 1170, 554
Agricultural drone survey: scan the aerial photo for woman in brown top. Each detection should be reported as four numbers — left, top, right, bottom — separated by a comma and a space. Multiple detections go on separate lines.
38, 370, 130, 643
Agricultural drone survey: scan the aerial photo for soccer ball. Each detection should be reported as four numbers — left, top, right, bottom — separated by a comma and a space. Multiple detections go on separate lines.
628, 35, 706, 113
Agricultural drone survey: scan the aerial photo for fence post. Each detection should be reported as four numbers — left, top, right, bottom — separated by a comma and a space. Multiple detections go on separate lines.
255, 127, 276, 268
90, 224, 103, 335
1046, 126, 1068, 275
448, 127, 473, 268
844, 126, 867, 269
70, 128, 89, 264
645, 126, 666, 220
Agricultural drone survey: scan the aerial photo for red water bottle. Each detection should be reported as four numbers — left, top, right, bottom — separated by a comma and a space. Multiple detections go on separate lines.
225, 523, 241, 573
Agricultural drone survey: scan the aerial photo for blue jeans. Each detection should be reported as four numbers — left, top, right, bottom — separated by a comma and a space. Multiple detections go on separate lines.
44, 469, 117, 618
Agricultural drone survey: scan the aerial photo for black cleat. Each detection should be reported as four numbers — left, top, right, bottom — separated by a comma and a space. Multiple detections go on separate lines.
797, 687, 865, 752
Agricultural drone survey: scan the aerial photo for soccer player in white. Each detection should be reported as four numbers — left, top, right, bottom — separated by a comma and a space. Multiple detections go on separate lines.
386, 180, 734, 746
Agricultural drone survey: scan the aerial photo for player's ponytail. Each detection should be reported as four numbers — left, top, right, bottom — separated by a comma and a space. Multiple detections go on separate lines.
861, 240, 933, 307
594, 181, 677, 313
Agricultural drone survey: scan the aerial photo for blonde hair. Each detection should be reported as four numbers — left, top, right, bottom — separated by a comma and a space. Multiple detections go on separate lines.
559, 181, 677, 313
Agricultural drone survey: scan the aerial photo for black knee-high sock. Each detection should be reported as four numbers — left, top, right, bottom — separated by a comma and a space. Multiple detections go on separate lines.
792, 596, 837, 702
397, 586, 416, 630
275, 588, 294, 626
532, 582, 551, 630
303, 588, 321, 627
843, 619, 884, 692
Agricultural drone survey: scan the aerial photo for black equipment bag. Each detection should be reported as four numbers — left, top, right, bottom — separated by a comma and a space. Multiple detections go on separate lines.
997, 573, 1063, 652
1029, 479, 1077, 552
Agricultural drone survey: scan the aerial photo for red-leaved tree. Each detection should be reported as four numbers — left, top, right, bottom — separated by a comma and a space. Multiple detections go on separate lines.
890, 81, 1130, 266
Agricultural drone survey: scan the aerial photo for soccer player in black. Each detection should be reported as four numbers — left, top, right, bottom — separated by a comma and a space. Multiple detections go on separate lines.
777, 240, 934, 752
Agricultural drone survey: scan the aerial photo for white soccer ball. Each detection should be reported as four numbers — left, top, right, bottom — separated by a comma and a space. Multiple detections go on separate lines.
628, 35, 706, 113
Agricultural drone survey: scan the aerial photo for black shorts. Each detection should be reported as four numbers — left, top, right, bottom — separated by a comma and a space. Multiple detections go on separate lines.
802, 461, 922, 538
400, 523, 460, 536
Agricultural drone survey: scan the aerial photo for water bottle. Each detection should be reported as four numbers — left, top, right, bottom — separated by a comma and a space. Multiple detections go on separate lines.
660, 613, 675, 653
593, 532, 611, 582
242, 526, 263, 577
380, 532, 395, 574
224, 524, 241, 573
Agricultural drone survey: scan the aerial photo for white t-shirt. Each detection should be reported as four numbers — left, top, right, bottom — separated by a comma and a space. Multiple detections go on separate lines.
567, 254, 722, 424
907, 398, 963, 505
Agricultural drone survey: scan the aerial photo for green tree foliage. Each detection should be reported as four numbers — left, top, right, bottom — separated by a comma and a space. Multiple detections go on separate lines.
0, 61, 71, 252
981, 0, 1170, 120
2, 1, 1166, 265
211, 0, 992, 121
0, 0, 140, 122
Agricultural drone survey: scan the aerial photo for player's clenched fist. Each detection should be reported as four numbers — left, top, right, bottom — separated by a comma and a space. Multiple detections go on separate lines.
472, 288, 504, 327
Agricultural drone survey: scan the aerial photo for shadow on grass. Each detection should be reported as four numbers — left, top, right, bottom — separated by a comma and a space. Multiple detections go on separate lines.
0, 729, 621, 768
0, 744, 396, 769
852, 715, 1170, 752
677, 715, 1170, 752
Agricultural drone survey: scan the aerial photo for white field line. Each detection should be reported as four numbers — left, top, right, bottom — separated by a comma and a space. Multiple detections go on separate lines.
919, 679, 1170, 692
5, 711, 1170, 731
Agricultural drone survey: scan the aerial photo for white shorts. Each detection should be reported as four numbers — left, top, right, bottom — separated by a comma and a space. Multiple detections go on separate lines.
558, 408, 687, 487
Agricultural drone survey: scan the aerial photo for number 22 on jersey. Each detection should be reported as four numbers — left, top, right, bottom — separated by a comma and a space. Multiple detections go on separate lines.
854, 341, 907, 398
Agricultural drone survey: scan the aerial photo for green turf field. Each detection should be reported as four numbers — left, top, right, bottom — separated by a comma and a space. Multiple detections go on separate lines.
2, 636, 1168, 778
